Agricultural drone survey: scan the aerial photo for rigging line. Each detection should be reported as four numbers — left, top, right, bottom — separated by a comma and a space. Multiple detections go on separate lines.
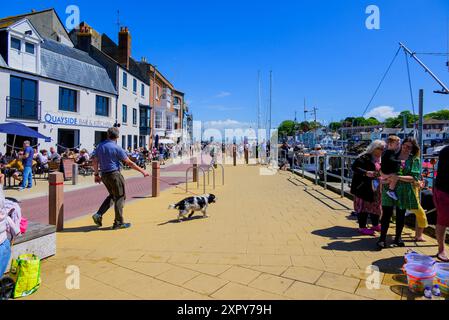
414, 52, 449, 56
405, 50, 416, 117
361, 47, 402, 117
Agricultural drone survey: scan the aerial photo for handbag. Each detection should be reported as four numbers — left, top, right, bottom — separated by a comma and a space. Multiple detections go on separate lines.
9, 254, 41, 298
0, 276, 15, 300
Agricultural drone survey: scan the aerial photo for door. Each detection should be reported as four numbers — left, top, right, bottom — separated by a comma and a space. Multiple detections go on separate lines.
57, 129, 80, 154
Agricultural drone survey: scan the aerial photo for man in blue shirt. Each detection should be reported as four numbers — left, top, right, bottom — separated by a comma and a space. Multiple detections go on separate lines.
19, 140, 34, 191
91, 127, 149, 230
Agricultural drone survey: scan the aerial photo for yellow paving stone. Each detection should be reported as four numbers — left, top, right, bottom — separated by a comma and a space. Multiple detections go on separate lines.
248, 273, 294, 295
183, 274, 229, 295
281, 266, 324, 284
156, 266, 201, 285
138, 252, 172, 263
316, 272, 361, 294
326, 289, 373, 300
290, 255, 325, 270
211, 282, 287, 300
344, 268, 386, 282
21, 165, 448, 300
175, 263, 232, 276
219, 266, 262, 285
114, 260, 175, 277
167, 252, 201, 264
355, 281, 402, 300
259, 254, 292, 266
84, 248, 145, 261
25, 284, 69, 300
321, 256, 358, 269
283, 281, 332, 300
241, 265, 289, 276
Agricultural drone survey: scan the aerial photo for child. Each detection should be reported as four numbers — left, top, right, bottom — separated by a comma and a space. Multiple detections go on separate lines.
381, 136, 403, 200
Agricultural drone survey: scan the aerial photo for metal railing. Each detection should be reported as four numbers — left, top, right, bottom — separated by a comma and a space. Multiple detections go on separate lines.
288, 151, 439, 198
185, 166, 206, 194
6, 96, 41, 121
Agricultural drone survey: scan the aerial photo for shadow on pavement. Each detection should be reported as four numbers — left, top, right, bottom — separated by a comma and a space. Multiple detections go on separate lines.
321, 238, 379, 252
158, 215, 207, 226
312, 226, 362, 239
61, 225, 111, 233
372, 256, 405, 274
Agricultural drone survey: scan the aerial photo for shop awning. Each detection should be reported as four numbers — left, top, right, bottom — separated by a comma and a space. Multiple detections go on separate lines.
0, 122, 51, 142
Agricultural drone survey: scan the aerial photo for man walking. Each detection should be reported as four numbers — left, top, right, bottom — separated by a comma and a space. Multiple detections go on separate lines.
434, 145, 449, 262
91, 127, 149, 230
19, 140, 34, 191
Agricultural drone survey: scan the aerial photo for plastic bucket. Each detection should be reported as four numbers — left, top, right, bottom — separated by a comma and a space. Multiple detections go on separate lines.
403, 263, 436, 294
404, 253, 435, 266
435, 263, 449, 296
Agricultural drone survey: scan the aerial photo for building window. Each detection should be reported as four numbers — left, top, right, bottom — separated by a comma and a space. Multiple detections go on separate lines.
59, 87, 77, 112
123, 71, 127, 88
166, 116, 172, 130
127, 135, 132, 150
11, 37, 21, 51
174, 97, 180, 105
122, 104, 127, 123
155, 111, 163, 129
25, 42, 35, 54
122, 135, 126, 149
141, 84, 145, 97
156, 86, 160, 100
133, 135, 138, 149
133, 79, 137, 93
132, 108, 137, 125
95, 95, 109, 117
9, 76, 38, 120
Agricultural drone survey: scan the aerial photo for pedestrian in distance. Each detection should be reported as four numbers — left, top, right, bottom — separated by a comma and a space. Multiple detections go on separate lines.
91, 127, 150, 230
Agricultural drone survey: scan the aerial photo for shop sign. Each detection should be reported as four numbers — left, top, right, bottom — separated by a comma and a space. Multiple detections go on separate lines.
44, 113, 113, 128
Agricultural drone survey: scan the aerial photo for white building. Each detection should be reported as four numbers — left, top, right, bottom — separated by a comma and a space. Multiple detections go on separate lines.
0, 17, 117, 153
70, 24, 152, 151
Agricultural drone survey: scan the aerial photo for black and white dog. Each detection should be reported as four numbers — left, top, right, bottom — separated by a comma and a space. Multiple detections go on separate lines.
168, 194, 217, 222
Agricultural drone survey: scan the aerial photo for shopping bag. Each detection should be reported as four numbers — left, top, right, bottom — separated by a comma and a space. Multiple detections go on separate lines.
9, 254, 41, 298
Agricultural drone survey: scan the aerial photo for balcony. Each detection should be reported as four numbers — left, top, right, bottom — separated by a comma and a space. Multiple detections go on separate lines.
6, 96, 41, 121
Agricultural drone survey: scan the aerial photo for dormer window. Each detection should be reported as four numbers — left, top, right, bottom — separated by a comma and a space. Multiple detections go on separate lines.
11, 37, 21, 51
25, 43, 35, 54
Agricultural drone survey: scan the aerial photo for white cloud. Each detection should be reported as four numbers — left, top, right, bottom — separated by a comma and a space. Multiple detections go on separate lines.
365, 106, 400, 121
215, 91, 231, 98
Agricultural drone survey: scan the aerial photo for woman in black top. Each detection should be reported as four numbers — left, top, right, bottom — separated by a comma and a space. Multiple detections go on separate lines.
351, 140, 386, 236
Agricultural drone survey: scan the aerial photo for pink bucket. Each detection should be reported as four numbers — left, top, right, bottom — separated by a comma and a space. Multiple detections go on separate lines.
20, 217, 28, 234
403, 263, 436, 294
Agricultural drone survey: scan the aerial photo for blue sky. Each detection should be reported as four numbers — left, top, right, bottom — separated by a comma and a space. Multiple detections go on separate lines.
3, 0, 449, 130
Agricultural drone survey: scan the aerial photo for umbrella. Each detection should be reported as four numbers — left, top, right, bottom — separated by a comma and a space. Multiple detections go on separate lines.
0, 122, 51, 155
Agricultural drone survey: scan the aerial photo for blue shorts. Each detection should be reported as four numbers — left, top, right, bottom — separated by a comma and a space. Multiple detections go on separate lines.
0, 239, 11, 275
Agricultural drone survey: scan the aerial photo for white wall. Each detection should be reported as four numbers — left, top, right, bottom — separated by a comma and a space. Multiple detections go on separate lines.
8, 20, 41, 74
0, 68, 116, 154
117, 67, 150, 150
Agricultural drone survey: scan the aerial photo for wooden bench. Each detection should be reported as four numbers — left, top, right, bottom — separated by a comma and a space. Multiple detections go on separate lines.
4, 221, 56, 274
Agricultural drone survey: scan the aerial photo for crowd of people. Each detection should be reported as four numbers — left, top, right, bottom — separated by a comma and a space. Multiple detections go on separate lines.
350, 136, 449, 262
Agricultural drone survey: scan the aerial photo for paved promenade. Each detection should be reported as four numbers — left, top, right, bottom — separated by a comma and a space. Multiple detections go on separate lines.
25, 165, 448, 300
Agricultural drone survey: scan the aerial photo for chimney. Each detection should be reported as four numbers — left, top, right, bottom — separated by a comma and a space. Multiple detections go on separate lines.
77, 23, 92, 52
118, 26, 131, 69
